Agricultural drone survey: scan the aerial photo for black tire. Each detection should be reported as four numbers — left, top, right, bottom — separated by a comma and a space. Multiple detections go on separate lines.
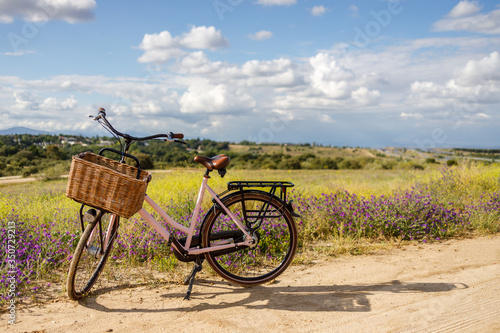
202, 191, 297, 286
67, 212, 119, 300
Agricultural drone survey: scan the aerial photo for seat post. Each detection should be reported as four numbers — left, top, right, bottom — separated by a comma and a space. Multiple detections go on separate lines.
204, 169, 211, 178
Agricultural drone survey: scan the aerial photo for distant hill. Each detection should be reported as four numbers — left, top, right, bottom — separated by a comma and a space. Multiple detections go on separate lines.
0, 127, 52, 135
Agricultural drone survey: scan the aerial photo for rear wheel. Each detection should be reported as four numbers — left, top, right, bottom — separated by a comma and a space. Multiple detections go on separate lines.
202, 191, 297, 286
67, 210, 119, 300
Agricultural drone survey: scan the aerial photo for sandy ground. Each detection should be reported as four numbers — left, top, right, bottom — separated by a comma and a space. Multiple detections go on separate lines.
0, 170, 169, 186
3, 235, 499, 333
0, 176, 39, 185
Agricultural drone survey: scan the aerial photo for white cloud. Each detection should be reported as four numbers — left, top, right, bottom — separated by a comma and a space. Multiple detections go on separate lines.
311, 6, 327, 17
175, 56, 301, 88
309, 53, 354, 99
475, 112, 490, 118
3, 74, 181, 112
434, 3, 500, 34
12, 90, 78, 112
401, 112, 423, 119
181, 26, 230, 49
456, 51, 500, 85
241, 63, 301, 87
0, 0, 96, 23
254, 0, 297, 6
179, 81, 256, 114
13, 91, 39, 110
139, 31, 178, 50
137, 48, 187, 64
242, 58, 293, 75
40, 96, 78, 110
248, 30, 273, 41
0, 75, 186, 133
410, 81, 440, 96
448, 1, 481, 18
177, 51, 223, 74
138, 26, 229, 64
408, 52, 500, 111
352, 87, 381, 105
264, 51, 383, 114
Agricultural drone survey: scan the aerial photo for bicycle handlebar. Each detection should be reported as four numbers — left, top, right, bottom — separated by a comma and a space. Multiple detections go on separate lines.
91, 108, 185, 143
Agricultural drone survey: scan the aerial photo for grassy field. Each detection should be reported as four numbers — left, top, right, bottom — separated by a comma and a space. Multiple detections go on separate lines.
1, 161, 499, 305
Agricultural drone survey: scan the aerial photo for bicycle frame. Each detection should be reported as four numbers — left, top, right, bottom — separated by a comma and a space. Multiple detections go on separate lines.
91, 175, 255, 257
69, 109, 298, 301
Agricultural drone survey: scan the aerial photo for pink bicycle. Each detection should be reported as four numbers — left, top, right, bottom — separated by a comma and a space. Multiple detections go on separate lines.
66, 108, 299, 300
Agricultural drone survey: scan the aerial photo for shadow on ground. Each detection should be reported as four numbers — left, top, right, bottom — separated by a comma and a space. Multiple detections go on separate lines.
79, 279, 468, 313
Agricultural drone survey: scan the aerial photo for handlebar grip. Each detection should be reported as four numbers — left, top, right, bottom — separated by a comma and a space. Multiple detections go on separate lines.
97, 107, 106, 118
172, 133, 184, 139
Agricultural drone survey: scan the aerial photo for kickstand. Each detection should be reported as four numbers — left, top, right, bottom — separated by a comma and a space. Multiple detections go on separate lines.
183, 257, 203, 300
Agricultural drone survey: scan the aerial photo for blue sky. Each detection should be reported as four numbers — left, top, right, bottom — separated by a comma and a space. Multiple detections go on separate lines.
0, 0, 499, 148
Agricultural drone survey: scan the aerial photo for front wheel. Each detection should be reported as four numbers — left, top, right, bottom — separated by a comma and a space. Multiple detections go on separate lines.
202, 191, 298, 286
67, 210, 119, 300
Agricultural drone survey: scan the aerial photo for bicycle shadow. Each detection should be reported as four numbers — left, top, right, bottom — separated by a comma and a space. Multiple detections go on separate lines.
81, 279, 468, 313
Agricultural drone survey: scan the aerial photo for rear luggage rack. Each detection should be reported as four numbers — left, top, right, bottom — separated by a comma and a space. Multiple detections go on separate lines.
227, 181, 294, 190
227, 181, 294, 202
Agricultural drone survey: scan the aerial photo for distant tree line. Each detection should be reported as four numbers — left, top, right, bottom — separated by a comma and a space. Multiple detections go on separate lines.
0, 134, 437, 178
453, 148, 500, 154
0, 134, 101, 178
452, 148, 500, 160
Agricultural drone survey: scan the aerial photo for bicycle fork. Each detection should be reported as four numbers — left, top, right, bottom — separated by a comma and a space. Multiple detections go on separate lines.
83, 209, 118, 259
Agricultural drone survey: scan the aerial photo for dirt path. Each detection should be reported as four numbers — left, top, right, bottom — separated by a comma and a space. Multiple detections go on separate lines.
0, 170, 170, 186
0, 176, 39, 185
4, 236, 499, 333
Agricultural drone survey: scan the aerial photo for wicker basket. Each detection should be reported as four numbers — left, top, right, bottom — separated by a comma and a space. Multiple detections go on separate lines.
66, 152, 151, 218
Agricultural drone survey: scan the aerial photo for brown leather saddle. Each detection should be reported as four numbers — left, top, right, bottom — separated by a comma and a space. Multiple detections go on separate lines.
193, 154, 230, 171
